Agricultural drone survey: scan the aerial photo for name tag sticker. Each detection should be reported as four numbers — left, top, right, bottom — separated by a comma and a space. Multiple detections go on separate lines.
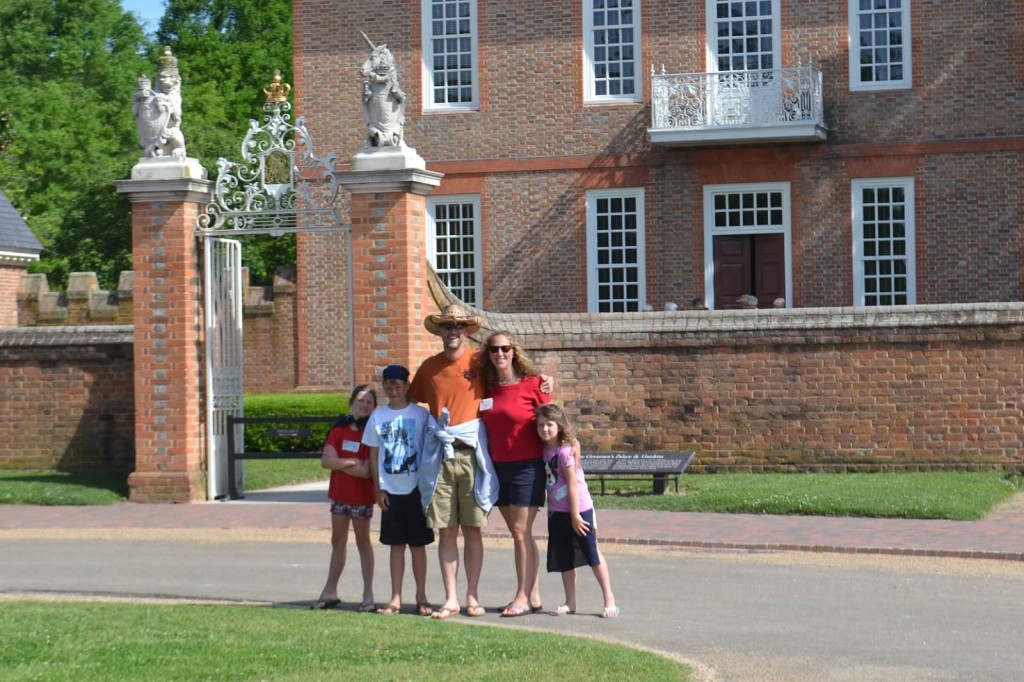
341, 440, 360, 453
479, 398, 494, 411
553, 485, 568, 501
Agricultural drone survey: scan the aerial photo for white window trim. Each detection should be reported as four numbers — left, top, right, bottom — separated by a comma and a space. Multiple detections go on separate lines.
702, 182, 792, 311
848, 0, 912, 91
421, 0, 480, 111
851, 177, 916, 306
705, 0, 781, 72
426, 194, 483, 305
582, 0, 643, 103
586, 188, 647, 312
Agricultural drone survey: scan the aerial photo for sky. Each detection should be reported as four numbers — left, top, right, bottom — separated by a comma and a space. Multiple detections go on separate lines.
120, 0, 166, 33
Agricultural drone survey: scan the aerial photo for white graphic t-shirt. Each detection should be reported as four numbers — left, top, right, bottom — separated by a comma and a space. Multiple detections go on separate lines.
362, 402, 430, 495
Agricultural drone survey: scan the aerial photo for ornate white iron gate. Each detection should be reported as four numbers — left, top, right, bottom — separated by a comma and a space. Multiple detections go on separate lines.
203, 237, 244, 499
196, 78, 349, 499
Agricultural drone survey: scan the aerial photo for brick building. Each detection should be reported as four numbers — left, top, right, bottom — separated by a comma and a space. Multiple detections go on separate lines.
293, 0, 1022, 314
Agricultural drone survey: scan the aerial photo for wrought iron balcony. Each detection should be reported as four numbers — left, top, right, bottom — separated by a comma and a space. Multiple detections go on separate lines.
648, 66, 827, 147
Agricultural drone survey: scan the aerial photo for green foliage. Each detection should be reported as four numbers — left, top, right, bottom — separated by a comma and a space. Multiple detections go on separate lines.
0, 0, 151, 288
0, 601, 691, 681
242, 392, 349, 454
0, 110, 10, 154
0, 0, 296, 289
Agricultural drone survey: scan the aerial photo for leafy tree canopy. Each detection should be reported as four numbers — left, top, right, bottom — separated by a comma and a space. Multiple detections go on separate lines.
0, 0, 150, 286
0, 0, 295, 289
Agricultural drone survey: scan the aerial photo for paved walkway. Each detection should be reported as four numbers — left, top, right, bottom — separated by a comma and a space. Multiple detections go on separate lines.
3, 482, 1023, 561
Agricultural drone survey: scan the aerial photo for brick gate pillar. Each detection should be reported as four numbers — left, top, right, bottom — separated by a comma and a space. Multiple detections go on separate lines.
116, 160, 212, 502
337, 155, 443, 386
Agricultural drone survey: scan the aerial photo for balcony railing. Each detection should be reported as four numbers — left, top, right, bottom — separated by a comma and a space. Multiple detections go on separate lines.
648, 66, 827, 147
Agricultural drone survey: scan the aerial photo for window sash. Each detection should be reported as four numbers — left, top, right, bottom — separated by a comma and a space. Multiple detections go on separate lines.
583, 0, 642, 102
848, 0, 911, 90
708, 0, 779, 72
427, 196, 481, 305
423, 0, 478, 109
586, 189, 646, 312
852, 178, 915, 306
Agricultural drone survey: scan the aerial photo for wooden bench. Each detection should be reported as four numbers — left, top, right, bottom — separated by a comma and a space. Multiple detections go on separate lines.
580, 451, 695, 495
226, 415, 339, 500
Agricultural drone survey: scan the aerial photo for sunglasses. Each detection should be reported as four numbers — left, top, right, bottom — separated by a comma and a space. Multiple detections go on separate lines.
440, 324, 467, 331
488, 345, 513, 354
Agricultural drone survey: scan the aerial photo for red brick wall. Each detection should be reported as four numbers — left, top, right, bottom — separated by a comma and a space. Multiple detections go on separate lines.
0, 328, 134, 473
520, 305, 1024, 471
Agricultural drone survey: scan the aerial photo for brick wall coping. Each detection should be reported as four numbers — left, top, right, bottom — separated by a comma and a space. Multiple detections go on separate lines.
0, 325, 133, 347
474, 303, 1024, 349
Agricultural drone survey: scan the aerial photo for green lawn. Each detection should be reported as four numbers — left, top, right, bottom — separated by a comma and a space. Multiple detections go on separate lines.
0, 601, 690, 682
1, 467, 1020, 521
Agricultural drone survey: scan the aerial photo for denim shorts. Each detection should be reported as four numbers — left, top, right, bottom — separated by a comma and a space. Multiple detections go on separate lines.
494, 458, 545, 508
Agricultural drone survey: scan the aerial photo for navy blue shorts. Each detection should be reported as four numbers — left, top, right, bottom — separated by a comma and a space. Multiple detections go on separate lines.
495, 458, 546, 508
546, 508, 600, 572
379, 489, 435, 548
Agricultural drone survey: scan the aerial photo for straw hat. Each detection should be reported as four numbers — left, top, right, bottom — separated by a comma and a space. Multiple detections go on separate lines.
424, 303, 482, 336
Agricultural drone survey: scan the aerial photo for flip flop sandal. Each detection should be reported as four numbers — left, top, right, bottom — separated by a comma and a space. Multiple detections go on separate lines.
310, 598, 341, 610
500, 604, 530, 617
550, 604, 575, 616
431, 606, 461, 620
416, 603, 434, 617
357, 601, 376, 613
601, 606, 621, 619
465, 605, 486, 617
376, 605, 401, 615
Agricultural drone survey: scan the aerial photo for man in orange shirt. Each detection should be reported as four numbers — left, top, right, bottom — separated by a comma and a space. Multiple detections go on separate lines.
410, 304, 491, 619
412, 304, 554, 619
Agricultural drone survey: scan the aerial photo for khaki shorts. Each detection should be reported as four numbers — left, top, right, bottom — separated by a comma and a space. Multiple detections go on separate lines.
426, 450, 489, 529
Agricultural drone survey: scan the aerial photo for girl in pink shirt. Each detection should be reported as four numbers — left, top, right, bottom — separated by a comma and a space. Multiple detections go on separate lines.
536, 403, 619, 619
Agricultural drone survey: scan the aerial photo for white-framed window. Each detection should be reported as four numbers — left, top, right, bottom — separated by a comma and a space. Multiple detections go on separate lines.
422, 0, 478, 110
852, 178, 915, 306
848, 0, 912, 90
583, 0, 642, 103
427, 195, 482, 305
707, 0, 780, 72
586, 188, 646, 312
703, 182, 791, 310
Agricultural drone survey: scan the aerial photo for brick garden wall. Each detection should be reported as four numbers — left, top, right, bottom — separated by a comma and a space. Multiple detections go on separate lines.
0, 327, 134, 474
5, 269, 1022, 473
474, 302, 1024, 471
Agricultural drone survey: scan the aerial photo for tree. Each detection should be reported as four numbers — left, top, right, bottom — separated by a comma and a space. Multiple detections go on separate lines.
0, 0, 151, 287
0, 0, 296, 289
157, 0, 296, 282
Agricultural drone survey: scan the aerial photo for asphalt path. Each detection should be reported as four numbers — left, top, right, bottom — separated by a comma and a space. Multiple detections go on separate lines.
2, 530, 1022, 681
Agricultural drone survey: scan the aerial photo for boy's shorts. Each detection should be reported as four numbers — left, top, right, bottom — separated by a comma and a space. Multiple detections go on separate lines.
425, 448, 488, 529
379, 489, 435, 547
546, 508, 600, 572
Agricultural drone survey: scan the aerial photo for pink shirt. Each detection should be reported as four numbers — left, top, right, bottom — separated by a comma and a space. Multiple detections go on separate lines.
543, 443, 593, 514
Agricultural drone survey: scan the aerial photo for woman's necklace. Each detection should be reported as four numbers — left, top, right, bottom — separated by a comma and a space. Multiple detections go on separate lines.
496, 373, 520, 386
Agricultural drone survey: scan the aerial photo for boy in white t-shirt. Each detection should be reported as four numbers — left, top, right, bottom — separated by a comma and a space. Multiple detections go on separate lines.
362, 364, 435, 616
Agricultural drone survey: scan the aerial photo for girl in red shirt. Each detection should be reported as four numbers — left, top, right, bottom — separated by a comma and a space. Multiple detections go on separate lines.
312, 384, 378, 611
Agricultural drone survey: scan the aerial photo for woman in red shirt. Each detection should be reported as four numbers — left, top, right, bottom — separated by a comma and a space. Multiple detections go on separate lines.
312, 384, 378, 611
479, 331, 551, 616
